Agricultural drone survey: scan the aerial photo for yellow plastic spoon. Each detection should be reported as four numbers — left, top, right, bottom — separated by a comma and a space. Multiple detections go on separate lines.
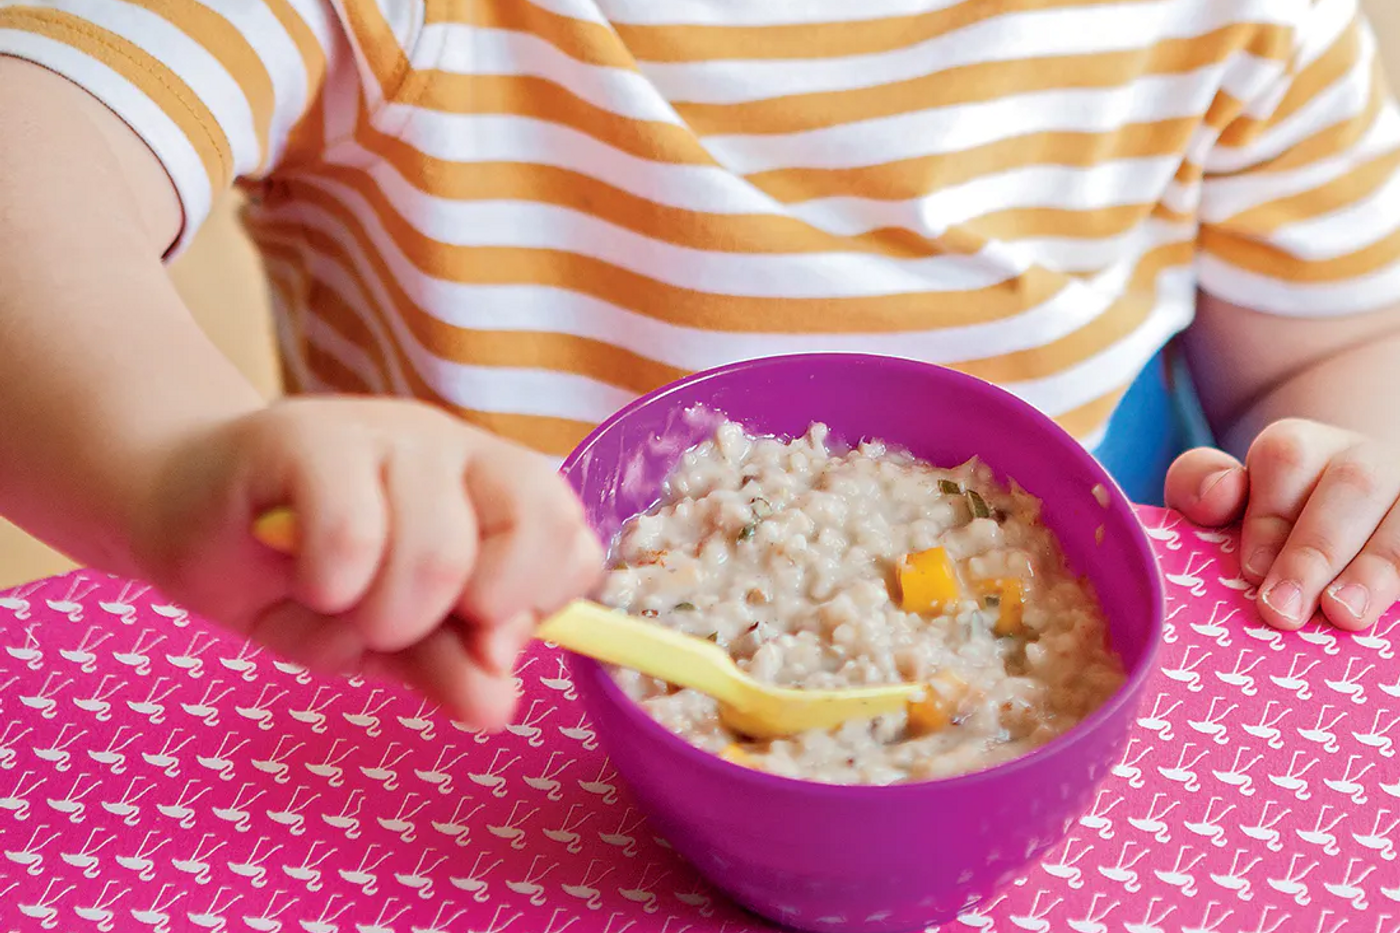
251, 507, 930, 740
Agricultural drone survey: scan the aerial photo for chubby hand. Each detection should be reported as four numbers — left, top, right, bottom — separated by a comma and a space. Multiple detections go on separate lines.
135, 397, 605, 730
1165, 418, 1400, 632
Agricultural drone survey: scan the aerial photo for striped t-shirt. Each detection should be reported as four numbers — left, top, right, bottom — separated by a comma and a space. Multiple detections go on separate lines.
3, 0, 1400, 461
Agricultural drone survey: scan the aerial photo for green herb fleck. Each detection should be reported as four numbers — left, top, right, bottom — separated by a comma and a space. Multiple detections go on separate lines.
706, 631, 720, 642
674, 602, 696, 612
938, 479, 963, 495
737, 523, 757, 542
751, 497, 773, 518
968, 490, 991, 519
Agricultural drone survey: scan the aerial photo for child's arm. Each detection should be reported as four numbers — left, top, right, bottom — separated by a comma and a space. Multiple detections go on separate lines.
0, 59, 603, 727
0, 58, 261, 573
1156, 1, 1400, 635
1186, 293, 1400, 453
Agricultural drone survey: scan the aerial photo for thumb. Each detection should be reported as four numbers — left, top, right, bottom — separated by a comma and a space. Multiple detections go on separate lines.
1164, 447, 1249, 527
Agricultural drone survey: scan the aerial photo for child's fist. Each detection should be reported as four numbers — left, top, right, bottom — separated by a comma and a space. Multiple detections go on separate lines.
133, 397, 605, 729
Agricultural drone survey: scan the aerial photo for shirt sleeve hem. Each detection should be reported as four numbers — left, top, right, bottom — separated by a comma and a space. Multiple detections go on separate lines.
0, 23, 230, 258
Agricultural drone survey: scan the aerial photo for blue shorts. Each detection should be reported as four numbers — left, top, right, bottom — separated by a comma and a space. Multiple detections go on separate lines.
1090, 344, 1216, 507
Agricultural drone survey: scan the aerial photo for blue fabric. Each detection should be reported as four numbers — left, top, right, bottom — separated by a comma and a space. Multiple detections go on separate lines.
1090, 345, 1217, 506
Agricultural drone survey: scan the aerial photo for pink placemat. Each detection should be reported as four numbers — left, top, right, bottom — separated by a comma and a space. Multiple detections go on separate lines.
0, 506, 1397, 933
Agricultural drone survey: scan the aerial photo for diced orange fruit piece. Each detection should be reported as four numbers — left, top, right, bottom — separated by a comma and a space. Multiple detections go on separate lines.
994, 579, 1024, 637
977, 577, 1025, 637
898, 547, 961, 613
906, 673, 969, 737
720, 744, 753, 767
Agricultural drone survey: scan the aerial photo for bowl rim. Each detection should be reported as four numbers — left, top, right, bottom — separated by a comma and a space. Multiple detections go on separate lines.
560, 351, 1165, 798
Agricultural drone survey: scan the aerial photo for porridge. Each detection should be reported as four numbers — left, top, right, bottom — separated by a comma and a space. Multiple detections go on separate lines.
599, 419, 1125, 785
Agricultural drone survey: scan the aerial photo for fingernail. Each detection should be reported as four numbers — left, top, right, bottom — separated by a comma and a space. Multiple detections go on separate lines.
485, 629, 522, 675
1262, 579, 1302, 622
1197, 468, 1236, 502
1245, 548, 1276, 578
484, 614, 535, 675
1328, 583, 1370, 619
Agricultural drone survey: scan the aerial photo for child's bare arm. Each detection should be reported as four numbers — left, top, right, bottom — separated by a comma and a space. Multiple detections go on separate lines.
1185, 293, 1400, 454
1156, 2, 1400, 635
0, 58, 264, 574
0, 58, 603, 727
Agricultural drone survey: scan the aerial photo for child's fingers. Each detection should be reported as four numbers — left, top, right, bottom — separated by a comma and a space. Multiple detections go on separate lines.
1262, 448, 1400, 631
1238, 420, 1333, 588
1320, 501, 1400, 632
458, 522, 604, 676
457, 451, 605, 644
250, 601, 519, 730
376, 625, 520, 731
285, 444, 389, 617
347, 449, 478, 653
467, 610, 539, 679
247, 600, 368, 674
1163, 447, 1247, 527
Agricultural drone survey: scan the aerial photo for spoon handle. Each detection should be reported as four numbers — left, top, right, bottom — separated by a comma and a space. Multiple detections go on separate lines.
251, 507, 300, 553
251, 507, 748, 705
538, 600, 746, 706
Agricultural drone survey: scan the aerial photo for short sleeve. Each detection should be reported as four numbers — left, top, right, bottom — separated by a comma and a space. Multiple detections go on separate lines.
0, 0, 339, 254
1196, 3, 1400, 316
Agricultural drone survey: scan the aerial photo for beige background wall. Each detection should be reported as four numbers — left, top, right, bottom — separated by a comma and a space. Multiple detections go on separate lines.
1, 5, 1398, 587
1377, 1, 1398, 52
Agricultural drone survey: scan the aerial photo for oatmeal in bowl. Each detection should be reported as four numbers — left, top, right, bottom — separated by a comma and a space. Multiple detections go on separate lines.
600, 419, 1125, 785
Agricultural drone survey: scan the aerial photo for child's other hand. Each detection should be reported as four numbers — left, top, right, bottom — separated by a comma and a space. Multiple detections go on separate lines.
134, 397, 605, 730
1165, 419, 1399, 632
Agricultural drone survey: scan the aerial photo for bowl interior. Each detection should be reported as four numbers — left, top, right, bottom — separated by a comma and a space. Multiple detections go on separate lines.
562, 353, 1163, 777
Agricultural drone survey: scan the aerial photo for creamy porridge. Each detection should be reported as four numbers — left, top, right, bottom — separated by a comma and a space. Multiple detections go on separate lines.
599, 420, 1125, 785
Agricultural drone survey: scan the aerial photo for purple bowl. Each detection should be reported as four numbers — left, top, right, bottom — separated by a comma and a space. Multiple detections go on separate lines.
559, 353, 1164, 933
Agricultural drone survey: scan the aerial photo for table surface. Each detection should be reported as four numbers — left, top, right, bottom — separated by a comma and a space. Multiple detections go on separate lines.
0, 506, 1397, 933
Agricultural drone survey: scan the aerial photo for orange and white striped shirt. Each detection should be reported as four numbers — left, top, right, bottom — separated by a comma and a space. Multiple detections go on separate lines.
3, 0, 1400, 460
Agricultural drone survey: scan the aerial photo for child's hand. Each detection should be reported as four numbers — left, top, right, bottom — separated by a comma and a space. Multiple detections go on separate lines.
134, 397, 605, 730
1165, 419, 1399, 632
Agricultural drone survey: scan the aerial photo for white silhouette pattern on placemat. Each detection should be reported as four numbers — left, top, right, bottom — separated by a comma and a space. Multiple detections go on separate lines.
0, 506, 1397, 932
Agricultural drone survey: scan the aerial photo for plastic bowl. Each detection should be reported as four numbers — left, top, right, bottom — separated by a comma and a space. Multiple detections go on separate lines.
559, 353, 1163, 933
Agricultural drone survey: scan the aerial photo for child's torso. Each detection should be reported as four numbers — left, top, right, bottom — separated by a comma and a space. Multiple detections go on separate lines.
244, 0, 1301, 458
